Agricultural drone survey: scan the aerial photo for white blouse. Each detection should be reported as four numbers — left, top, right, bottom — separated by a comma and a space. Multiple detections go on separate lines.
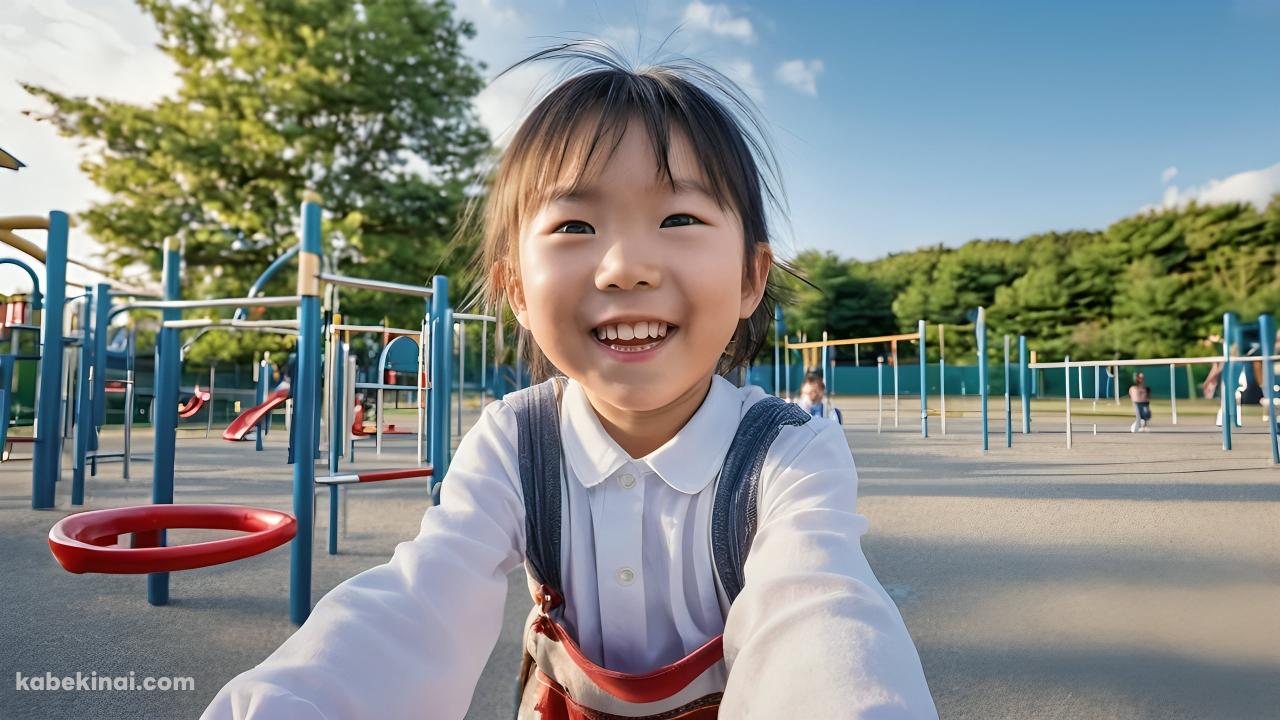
203, 375, 938, 719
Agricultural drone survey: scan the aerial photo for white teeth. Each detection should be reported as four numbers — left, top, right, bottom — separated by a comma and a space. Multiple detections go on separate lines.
593, 321, 675, 342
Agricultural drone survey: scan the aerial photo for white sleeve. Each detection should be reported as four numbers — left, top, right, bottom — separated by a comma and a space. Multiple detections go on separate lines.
720, 419, 938, 719
201, 401, 526, 720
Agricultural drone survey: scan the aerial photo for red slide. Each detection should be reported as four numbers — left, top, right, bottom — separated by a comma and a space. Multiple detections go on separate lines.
222, 386, 290, 441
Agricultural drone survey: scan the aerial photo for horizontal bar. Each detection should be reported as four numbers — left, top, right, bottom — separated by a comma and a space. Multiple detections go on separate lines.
315, 467, 433, 485
330, 323, 421, 336
452, 312, 497, 322
164, 318, 301, 330
318, 273, 433, 298
116, 295, 300, 313
1030, 355, 1267, 370
0, 216, 50, 231
786, 333, 919, 350
354, 382, 421, 391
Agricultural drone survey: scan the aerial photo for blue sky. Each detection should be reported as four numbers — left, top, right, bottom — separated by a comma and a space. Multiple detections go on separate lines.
2, 0, 1278, 290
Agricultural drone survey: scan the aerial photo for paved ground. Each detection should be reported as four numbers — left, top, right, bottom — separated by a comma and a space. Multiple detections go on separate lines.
1, 396, 1277, 719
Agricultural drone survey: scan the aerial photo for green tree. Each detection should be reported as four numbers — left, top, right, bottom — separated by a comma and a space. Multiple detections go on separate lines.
23, 0, 489, 363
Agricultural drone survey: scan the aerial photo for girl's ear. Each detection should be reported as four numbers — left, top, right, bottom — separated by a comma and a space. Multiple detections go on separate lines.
739, 244, 773, 319
503, 262, 531, 330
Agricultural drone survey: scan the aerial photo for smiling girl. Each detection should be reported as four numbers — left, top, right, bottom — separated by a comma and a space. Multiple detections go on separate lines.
205, 45, 936, 719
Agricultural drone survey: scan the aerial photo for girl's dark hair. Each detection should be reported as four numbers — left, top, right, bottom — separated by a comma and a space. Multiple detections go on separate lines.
463, 40, 796, 382
802, 371, 825, 390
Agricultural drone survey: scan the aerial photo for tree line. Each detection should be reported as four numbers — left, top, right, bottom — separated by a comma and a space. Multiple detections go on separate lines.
781, 198, 1280, 363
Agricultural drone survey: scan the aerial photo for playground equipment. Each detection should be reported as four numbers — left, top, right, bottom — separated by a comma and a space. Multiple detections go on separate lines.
42, 200, 472, 624
48, 504, 295, 574
0, 270, 43, 460
779, 316, 926, 435
224, 384, 290, 441
1021, 311, 1278, 464
177, 385, 211, 419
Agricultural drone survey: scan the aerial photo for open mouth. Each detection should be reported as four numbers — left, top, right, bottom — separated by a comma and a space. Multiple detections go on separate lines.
591, 320, 678, 354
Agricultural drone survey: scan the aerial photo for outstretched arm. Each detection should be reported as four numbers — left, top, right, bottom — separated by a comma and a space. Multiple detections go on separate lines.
202, 402, 526, 719
721, 419, 937, 718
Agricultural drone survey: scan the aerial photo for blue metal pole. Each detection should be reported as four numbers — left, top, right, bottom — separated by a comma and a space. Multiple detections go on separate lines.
71, 290, 93, 505
821, 332, 830, 415
148, 239, 182, 606
1019, 335, 1030, 434
1222, 312, 1234, 451
429, 275, 450, 497
32, 211, 69, 509
773, 305, 783, 397
92, 284, 111, 432
290, 201, 322, 625
1259, 313, 1278, 465
0, 355, 12, 451
918, 320, 928, 438
977, 307, 989, 452
1004, 334, 1012, 448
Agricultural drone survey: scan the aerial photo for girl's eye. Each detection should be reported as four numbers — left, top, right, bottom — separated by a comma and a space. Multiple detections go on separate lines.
552, 221, 595, 234
660, 214, 702, 228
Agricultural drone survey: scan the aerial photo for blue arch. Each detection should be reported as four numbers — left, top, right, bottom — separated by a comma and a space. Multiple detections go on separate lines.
0, 257, 43, 310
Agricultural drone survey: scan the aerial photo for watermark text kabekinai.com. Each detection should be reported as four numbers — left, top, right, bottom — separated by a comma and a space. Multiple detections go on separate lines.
15, 671, 194, 692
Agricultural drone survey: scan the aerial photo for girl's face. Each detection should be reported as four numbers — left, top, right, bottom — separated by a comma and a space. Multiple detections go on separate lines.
510, 119, 769, 412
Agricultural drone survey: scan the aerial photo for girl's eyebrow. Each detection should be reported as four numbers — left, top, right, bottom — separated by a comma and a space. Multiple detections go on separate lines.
670, 178, 714, 199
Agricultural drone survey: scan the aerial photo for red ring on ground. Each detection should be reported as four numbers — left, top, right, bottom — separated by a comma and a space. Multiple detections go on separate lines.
48, 504, 296, 575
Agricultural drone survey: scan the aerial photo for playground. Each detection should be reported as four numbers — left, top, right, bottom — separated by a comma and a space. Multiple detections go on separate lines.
1, 396, 1276, 719
2, 4, 1278, 715
0, 207, 1274, 718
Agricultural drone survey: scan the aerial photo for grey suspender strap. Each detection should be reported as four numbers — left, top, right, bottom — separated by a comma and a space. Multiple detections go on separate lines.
508, 378, 811, 604
507, 377, 566, 593
710, 396, 812, 603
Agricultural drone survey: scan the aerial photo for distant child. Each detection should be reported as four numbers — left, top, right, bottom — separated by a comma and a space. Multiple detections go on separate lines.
205, 43, 936, 719
1129, 371, 1152, 432
797, 371, 844, 424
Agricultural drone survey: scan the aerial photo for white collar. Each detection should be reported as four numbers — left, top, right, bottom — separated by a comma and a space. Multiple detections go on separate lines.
559, 375, 744, 495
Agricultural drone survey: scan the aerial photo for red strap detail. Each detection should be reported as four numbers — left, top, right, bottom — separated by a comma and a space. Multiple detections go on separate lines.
533, 671, 721, 720
541, 619, 724, 704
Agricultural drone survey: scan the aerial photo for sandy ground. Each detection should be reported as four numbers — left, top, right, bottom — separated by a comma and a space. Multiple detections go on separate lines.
0, 396, 1277, 719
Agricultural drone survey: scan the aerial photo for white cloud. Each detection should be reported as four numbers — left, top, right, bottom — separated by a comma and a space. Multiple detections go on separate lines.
473, 64, 547, 147
1161, 166, 1178, 184
459, 0, 520, 27
682, 1, 755, 43
1148, 162, 1280, 212
0, 0, 181, 292
775, 59, 824, 97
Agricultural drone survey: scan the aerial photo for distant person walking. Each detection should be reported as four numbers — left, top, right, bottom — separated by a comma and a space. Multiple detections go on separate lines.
1129, 372, 1152, 432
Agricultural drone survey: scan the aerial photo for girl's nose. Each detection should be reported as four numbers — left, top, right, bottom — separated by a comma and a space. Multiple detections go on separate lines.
594, 233, 663, 292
